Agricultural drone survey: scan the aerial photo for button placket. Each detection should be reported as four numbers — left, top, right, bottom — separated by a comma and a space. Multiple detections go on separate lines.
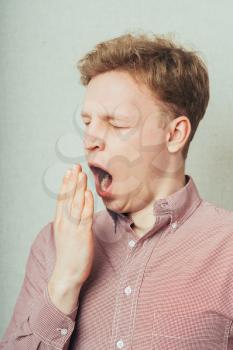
110, 233, 155, 350
110, 235, 142, 349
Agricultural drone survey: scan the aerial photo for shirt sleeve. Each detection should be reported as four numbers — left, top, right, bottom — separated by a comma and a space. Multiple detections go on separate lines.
0, 222, 79, 350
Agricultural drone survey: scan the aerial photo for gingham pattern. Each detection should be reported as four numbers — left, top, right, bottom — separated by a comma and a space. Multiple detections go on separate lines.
1, 174, 233, 350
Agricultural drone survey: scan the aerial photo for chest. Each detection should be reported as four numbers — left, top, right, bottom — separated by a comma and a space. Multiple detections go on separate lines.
73, 229, 233, 350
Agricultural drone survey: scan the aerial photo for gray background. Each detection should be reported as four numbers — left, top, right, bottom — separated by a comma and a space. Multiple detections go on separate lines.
0, 0, 233, 338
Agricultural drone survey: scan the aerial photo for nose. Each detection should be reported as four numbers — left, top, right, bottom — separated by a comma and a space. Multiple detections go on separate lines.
83, 130, 105, 152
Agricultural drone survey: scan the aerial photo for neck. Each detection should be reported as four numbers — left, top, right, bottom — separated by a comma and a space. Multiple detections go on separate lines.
129, 173, 186, 238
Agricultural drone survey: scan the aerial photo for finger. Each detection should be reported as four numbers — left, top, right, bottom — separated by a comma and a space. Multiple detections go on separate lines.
79, 190, 94, 229
55, 169, 72, 221
55, 164, 82, 221
70, 171, 87, 224
63, 165, 83, 221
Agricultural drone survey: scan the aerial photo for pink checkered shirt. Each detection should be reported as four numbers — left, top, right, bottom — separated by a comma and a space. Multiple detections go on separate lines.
1, 174, 233, 350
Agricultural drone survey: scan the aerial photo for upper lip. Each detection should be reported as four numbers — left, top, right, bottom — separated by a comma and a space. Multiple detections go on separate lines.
88, 161, 112, 177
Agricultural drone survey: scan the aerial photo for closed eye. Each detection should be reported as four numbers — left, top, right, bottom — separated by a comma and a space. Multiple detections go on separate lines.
110, 121, 130, 129
82, 121, 129, 129
112, 125, 129, 129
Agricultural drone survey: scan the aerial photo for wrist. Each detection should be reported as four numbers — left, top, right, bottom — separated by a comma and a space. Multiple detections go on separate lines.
47, 278, 82, 315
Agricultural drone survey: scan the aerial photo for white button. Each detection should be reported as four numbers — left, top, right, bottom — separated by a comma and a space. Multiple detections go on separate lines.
124, 286, 132, 295
128, 240, 136, 248
116, 339, 124, 348
171, 221, 177, 229
60, 328, 68, 336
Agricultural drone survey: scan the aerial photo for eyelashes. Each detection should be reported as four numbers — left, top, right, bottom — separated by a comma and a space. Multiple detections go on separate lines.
83, 121, 129, 129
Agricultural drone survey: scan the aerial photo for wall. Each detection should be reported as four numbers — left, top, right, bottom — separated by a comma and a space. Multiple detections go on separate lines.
0, 0, 233, 338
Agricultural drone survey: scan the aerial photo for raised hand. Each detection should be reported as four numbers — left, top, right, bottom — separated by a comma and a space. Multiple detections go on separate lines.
48, 163, 94, 314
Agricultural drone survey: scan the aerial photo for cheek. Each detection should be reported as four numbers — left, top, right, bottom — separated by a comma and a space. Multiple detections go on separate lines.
138, 120, 167, 174
105, 132, 143, 181
141, 120, 165, 148
108, 130, 141, 163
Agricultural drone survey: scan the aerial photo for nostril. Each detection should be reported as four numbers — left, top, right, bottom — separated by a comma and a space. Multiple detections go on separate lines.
84, 137, 105, 151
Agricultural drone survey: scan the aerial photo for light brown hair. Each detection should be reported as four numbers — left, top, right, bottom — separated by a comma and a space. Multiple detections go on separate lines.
77, 31, 209, 160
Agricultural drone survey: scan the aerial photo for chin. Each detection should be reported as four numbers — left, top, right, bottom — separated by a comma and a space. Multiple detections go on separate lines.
103, 197, 129, 214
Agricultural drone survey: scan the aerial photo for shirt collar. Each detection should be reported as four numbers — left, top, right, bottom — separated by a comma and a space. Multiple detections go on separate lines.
106, 174, 202, 239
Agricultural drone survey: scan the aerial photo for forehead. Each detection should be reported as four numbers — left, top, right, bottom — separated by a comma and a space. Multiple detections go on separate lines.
81, 70, 161, 119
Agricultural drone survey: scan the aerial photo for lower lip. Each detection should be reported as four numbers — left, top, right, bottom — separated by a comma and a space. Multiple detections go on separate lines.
93, 174, 113, 198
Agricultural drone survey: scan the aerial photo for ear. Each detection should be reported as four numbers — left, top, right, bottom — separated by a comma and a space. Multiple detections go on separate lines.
166, 116, 191, 153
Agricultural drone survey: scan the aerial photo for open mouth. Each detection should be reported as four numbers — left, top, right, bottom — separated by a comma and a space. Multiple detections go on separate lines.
89, 165, 113, 193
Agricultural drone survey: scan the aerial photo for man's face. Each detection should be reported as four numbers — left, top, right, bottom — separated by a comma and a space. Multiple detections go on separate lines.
81, 70, 172, 214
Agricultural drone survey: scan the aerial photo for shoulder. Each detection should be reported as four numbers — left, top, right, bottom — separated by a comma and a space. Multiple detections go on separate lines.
30, 221, 54, 252
198, 199, 233, 235
28, 221, 56, 278
201, 199, 233, 221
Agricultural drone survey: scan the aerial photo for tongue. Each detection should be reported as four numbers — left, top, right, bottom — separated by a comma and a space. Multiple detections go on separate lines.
99, 173, 112, 192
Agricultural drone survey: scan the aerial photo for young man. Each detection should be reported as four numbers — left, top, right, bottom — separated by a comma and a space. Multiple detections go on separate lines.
1, 32, 233, 350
